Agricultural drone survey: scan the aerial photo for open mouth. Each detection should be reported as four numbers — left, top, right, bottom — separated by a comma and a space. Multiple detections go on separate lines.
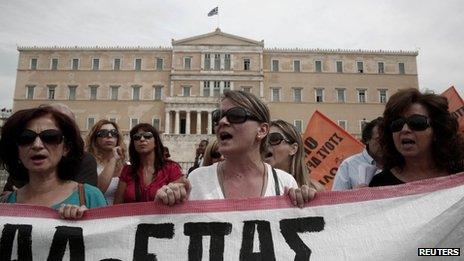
401, 138, 416, 145
265, 152, 273, 158
219, 132, 233, 141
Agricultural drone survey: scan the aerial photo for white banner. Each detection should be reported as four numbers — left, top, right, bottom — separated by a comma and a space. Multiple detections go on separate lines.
1, 173, 464, 261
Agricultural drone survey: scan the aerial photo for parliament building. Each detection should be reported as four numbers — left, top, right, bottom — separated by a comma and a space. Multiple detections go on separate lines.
12, 28, 419, 163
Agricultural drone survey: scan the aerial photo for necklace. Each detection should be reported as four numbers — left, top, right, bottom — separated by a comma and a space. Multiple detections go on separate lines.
218, 162, 267, 199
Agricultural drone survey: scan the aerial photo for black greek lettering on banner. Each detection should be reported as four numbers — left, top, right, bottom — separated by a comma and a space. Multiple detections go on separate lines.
184, 222, 232, 261
280, 217, 325, 261
133, 223, 174, 261
47, 226, 84, 261
0, 224, 32, 261
239, 220, 276, 261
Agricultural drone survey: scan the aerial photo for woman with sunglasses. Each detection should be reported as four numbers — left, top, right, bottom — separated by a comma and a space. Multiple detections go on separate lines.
156, 91, 314, 207
369, 88, 464, 187
0, 107, 107, 219
264, 120, 325, 191
113, 123, 183, 203
85, 120, 126, 205
202, 139, 224, 167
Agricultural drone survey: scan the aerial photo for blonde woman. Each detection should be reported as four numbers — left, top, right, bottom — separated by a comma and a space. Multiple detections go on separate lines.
202, 139, 224, 167
86, 120, 126, 204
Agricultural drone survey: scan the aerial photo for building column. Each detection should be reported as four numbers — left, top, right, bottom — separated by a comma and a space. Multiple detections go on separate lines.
259, 81, 264, 98
164, 110, 170, 134
220, 81, 224, 96
174, 110, 180, 135
186, 110, 191, 135
170, 82, 174, 97
196, 111, 202, 134
207, 110, 212, 134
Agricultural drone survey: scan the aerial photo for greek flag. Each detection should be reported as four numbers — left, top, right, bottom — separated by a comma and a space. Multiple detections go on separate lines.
208, 7, 218, 17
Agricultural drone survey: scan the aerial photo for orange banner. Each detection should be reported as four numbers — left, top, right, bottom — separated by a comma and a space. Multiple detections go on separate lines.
441, 86, 464, 133
302, 111, 364, 190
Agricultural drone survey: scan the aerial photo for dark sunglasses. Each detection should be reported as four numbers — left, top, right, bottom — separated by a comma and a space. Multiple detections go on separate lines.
390, 114, 430, 132
267, 132, 291, 146
211, 151, 222, 159
212, 107, 260, 125
132, 132, 154, 141
17, 129, 64, 146
96, 129, 119, 138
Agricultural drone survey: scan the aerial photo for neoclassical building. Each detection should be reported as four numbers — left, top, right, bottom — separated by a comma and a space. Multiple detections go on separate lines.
12, 28, 419, 163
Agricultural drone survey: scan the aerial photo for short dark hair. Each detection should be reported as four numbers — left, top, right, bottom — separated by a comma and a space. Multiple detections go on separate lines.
0, 107, 84, 185
361, 117, 383, 144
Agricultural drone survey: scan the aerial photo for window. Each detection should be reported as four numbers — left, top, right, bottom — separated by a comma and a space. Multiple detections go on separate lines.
213, 81, 220, 97
204, 54, 211, 70
315, 60, 322, 72
223, 81, 230, 93
214, 54, 220, 70
156, 58, 163, 71
130, 118, 139, 129
378, 62, 384, 74
135, 58, 142, 71
47, 85, 56, 100
184, 57, 191, 70
92, 58, 100, 70
272, 60, 279, 72
154, 85, 163, 100
294, 120, 303, 133
203, 81, 210, 97
336, 88, 346, 103
72, 59, 79, 70
336, 61, 343, 73
357, 89, 366, 103
379, 89, 387, 103
113, 58, 121, 70
293, 88, 302, 102
110, 86, 119, 100
244, 59, 250, 71
87, 117, 95, 130
357, 61, 364, 73
51, 58, 58, 70
242, 86, 251, 93
224, 54, 231, 70
132, 85, 141, 100
183, 86, 191, 97
399, 63, 405, 74
89, 85, 98, 100
271, 88, 281, 102
30, 58, 38, 70
338, 120, 347, 130
152, 118, 160, 130
315, 88, 324, 103
68, 85, 77, 100
293, 60, 301, 72
26, 85, 35, 99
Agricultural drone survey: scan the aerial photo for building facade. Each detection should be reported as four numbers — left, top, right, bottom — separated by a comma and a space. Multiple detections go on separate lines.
13, 28, 419, 163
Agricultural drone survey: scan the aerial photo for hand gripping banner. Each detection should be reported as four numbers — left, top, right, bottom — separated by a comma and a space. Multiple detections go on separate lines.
0, 173, 463, 260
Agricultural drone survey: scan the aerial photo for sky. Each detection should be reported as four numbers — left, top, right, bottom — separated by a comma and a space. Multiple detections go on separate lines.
0, 0, 463, 108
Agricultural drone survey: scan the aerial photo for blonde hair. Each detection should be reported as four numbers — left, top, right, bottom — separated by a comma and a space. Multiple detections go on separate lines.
85, 119, 126, 167
202, 139, 219, 167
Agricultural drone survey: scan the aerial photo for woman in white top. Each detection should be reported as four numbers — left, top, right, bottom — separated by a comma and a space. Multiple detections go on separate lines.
86, 120, 126, 204
156, 90, 315, 207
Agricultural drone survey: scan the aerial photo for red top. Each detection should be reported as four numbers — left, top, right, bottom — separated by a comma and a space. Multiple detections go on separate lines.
119, 160, 183, 203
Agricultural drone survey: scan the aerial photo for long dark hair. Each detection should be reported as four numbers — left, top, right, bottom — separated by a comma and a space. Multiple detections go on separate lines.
128, 123, 165, 201
0, 107, 84, 185
380, 88, 464, 173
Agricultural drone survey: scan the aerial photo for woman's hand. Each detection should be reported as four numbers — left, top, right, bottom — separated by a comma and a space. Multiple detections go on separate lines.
155, 178, 191, 205
58, 204, 88, 220
286, 185, 316, 208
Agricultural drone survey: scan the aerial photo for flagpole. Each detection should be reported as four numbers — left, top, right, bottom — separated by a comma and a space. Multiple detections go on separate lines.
217, 6, 220, 29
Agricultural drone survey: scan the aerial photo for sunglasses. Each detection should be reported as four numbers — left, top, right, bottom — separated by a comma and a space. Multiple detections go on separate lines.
132, 132, 154, 141
390, 114, 430, 132
267, 132, 291, 146
212, 107, 260, 125
17, 129, 64, 146
211, 151, 222, 159
96, 129, 119, 138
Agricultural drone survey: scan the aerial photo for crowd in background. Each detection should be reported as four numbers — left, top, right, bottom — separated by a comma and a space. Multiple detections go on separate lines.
0, 88, 463, 219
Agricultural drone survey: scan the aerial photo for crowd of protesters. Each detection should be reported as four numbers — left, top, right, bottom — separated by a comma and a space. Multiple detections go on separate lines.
0, 88, 463, 219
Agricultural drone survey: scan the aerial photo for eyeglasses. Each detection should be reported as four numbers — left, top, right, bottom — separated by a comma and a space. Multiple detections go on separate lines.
17, 129, 64, 146
96, 129, 119, 138
212, 107, 260, 125
211, 151, 221, 159
132, 132, 154, 141
267, 132, 291, 146
390, 114, 430, 132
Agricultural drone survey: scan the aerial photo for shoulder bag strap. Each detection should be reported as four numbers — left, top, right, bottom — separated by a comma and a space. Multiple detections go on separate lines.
272, 167, 280, 196
78, 183, 86, 206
